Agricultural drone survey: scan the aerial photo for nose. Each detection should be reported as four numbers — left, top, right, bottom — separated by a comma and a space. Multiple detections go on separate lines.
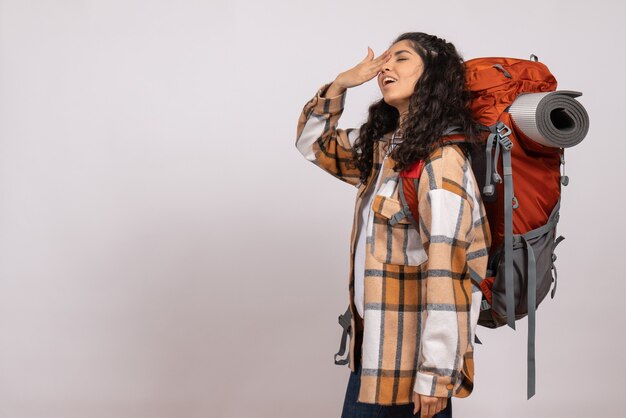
382, 58, 392, 73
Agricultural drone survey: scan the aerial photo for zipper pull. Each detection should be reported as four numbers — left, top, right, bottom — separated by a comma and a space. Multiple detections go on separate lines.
560, 151, 569, 186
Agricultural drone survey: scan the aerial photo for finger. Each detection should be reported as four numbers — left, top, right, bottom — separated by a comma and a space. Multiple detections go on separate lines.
413, 393, 420, 415
371, 60, 388, 72
368, 55, 387, 71
421, 400, 432, 418
436, 398, 444, 414
364, 64, 386, 81
429, 400, 439, 417
360, 46, 375, 63
366, 61, 387, 79
372, 50, 391, 63
429, 400, 439, 418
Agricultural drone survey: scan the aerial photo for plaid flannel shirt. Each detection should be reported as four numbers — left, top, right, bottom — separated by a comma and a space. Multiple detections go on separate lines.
295, 82, 491, 405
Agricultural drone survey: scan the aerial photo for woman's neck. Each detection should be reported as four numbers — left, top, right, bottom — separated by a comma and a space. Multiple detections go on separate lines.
392, 113, 408, 138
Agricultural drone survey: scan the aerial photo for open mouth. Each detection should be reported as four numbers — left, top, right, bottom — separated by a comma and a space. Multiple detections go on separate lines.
382, 76, 397, 87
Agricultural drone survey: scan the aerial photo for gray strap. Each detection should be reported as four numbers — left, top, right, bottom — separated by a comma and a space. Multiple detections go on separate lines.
493, 63, 513, 78
483, 132, 496, 196
469, 266, 484, 286
550, 261, 558, 300
500, 124, 516, 330
522, 236, 537, 399
389, 210, 407, 226
442, 125, 463, 136
493, 136, 502, 184
515, 217, 557, 243
551, 235, 565, 299
397, 180, 421, 231
560, 152, 569, 186
334, 306, 352, 365
515, 200, 561, 243
554, 234, 565, 248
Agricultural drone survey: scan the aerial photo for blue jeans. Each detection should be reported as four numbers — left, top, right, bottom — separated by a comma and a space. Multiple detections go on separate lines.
341, 363, 453, 418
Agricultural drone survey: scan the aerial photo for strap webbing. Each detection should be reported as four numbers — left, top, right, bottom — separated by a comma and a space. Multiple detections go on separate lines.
334, 307, 352, 365
493, 137, 502, 184
551, 235, 565, 299
500, 126, 516, 330
469, 266, 484, 286
521, 236, 537, 399
398, 179, 421, 231
515, 200, 561, 244
442, 125, 463, 136
483, 133, 496, 196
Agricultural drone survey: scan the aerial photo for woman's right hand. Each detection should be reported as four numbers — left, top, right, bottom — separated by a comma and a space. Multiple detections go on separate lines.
326, 48, 391, 97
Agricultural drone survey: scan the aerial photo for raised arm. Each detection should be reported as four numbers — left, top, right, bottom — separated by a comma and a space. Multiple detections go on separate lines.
295, 47, 391, 187
295, 81, 361, 186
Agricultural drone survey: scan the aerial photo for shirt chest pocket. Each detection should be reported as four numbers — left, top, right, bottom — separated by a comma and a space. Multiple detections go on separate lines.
368, 194, 428, 266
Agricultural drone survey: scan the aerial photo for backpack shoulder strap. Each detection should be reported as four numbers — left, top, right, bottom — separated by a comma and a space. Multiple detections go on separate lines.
441, 125, 464, 136
398, 160, 424, 231
397, 139, 468, 229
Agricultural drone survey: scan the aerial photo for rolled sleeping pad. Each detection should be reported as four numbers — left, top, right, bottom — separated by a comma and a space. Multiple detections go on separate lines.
508, 90, 590, 148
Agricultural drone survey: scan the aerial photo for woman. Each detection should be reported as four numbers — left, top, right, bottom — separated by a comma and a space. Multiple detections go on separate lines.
295, 32, 490, 418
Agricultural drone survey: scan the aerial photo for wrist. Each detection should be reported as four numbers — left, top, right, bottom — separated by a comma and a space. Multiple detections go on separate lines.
325, 80, 347, 97
313, 82, 346, 116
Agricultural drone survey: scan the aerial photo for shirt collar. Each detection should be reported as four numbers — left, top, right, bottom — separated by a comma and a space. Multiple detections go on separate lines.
380, 129, 404, 159
381, 128, 404, 144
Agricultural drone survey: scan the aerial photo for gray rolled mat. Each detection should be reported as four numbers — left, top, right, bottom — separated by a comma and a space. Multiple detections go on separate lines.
508, 90, 590, 148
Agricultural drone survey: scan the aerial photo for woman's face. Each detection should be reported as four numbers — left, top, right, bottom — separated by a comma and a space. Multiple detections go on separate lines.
377, 39, 425, 117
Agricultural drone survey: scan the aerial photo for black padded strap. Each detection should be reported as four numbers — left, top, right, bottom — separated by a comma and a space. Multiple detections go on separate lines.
334, 306, 352, 366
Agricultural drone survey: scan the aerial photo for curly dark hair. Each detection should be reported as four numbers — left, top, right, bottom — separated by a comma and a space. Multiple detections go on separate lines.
350, 32, 483, 184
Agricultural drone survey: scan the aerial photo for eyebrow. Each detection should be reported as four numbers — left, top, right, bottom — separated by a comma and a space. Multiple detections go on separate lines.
394, 50, 413, 56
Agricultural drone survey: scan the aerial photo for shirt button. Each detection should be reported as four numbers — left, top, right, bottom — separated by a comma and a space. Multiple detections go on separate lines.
446, 383, 454, 390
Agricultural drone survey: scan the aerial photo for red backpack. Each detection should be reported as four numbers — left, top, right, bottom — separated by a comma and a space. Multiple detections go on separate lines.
396, 55, 589, 398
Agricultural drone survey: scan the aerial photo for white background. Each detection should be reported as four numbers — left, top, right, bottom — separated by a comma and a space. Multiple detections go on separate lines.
0, 0, 624, 417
